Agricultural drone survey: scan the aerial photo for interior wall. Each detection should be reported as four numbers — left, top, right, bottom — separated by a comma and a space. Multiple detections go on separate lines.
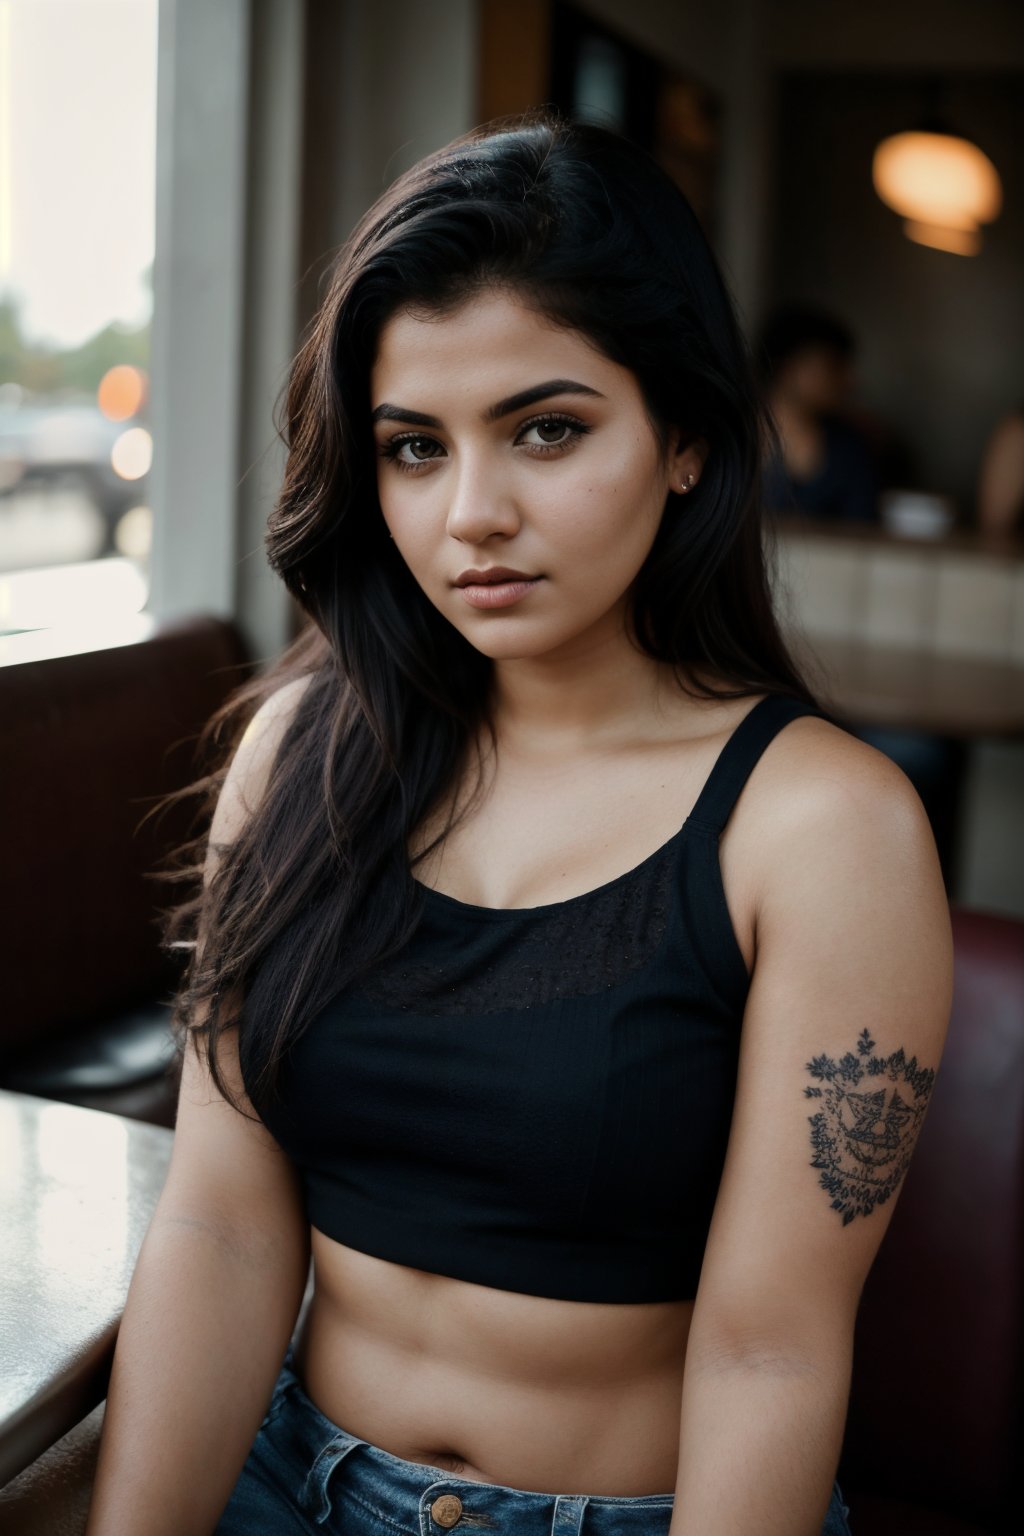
574, 0, 735, 93
540, 1, 768, 329
334, 0, 477, 241
299, 0, 477, 333
769, 0, 1024, 71
767, 71, 1024, 517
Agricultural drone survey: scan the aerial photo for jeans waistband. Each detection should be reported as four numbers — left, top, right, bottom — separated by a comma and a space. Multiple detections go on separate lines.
277, 1346, 676, 1535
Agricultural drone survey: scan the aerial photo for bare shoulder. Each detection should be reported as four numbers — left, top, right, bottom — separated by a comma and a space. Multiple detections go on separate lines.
747, 708, 954, 1125
237, 672, 315, 769
211, 673, 315, 852
755, 707, 916, 807
742, 709, 932, 873
749, 711, 951, 977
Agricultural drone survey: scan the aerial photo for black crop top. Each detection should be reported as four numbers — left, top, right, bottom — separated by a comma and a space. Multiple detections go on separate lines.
241, 694, 828, 1304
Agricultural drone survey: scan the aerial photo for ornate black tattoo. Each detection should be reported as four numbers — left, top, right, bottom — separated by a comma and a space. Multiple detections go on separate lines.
804, 1028, 935, 1224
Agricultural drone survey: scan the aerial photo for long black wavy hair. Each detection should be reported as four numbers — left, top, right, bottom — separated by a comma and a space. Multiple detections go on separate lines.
158, 110, 821, 1119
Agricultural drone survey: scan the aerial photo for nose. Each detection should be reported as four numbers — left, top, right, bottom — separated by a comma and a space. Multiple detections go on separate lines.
444, 449, 521, 544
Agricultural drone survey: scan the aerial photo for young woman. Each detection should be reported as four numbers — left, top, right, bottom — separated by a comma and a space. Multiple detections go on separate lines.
85, 113, 952, 1536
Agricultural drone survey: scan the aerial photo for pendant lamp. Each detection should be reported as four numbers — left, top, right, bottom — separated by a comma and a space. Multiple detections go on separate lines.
872, 81, 1002, 256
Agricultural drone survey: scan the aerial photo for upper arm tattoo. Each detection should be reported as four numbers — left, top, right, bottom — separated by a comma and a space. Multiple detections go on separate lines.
804, 1028, 937, 1224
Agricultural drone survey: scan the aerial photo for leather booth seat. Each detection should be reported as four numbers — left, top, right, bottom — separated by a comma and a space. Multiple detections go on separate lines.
839, 905, 1024, 1534
0, 614, 252, 1125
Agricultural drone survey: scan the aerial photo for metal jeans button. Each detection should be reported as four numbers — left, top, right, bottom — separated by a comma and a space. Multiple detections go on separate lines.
430, 1492, 464, 1527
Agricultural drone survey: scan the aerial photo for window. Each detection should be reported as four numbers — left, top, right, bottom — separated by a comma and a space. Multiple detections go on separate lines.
0, 0, 158, 640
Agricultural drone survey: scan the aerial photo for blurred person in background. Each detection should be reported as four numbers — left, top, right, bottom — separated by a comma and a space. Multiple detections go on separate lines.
976, 403, 1024, 534
759, 305, 881, 523
758, 306, 962, 881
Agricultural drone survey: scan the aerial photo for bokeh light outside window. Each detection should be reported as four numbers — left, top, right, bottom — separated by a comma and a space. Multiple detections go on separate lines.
0, 0, 157, 639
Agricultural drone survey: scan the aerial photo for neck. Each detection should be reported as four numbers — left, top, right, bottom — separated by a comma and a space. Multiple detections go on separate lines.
485, 613, 690, 759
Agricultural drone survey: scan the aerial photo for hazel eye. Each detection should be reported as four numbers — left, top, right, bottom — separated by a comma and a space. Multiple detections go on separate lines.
525, 418, 572, 445
399, 436, 442, 462
379, 433, 445, 471
517, 414, 591, 452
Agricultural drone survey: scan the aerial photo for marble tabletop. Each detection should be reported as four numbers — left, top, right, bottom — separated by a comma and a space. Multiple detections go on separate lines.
0, 1089, 173, 1485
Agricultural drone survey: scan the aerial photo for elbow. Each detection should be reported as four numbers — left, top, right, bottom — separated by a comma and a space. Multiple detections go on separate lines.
684, 1308, 854, 1387
687, 1336, 833, 1384
149, 1201, 310, 1281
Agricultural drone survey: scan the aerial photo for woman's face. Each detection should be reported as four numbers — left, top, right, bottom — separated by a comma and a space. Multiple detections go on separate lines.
370, 288, 703, 663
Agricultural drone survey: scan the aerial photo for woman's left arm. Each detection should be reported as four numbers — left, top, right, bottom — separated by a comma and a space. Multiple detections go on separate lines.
669, 734, 954, 1536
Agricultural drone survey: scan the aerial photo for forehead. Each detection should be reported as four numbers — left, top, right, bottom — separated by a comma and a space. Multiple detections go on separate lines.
370, 288, 628, 408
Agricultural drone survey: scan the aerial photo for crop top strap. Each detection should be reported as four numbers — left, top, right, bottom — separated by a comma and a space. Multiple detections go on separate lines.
686, 693, 833, 837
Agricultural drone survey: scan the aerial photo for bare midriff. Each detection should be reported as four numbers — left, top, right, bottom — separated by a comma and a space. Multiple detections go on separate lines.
291, 1242, 693, 1496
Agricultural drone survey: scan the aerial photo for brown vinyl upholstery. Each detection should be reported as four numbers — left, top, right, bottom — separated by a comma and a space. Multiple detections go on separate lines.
0, 614, 252, 1125
839, 905, 1024, 1535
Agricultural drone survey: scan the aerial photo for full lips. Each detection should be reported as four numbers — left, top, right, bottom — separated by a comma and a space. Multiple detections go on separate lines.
457, 577, 543, 610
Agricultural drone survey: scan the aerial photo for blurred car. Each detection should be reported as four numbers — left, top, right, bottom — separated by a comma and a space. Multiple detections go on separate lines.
0, 399, 148, 555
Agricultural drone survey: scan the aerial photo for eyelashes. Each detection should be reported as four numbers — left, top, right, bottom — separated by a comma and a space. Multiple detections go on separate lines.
377, 412, 593, 474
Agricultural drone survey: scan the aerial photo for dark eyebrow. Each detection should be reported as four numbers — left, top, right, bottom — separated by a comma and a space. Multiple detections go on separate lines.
370, 379, 605, 430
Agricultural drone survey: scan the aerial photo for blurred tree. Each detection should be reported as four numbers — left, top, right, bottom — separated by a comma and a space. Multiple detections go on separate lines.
0, 296, 25, 385
59, 321, 150, 396
0, 290, 149, 398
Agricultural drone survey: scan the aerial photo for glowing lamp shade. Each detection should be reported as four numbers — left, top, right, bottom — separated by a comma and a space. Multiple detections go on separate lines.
872, 131, 1002, 255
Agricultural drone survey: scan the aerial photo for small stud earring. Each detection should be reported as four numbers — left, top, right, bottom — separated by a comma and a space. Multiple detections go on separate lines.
679, 473, 695, 493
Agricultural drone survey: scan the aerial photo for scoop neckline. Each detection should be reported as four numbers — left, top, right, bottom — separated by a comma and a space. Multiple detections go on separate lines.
407, 693, 791, 921
410, 815, 710, 921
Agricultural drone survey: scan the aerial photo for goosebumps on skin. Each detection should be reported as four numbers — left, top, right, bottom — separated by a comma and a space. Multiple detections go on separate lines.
803, 1028, 938, 1225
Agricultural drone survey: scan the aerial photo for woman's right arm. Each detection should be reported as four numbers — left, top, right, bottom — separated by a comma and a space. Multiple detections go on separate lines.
85, 678, 314, 1536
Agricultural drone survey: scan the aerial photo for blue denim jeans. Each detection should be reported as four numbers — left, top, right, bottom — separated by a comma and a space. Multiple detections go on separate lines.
214, 1347, 853, 1534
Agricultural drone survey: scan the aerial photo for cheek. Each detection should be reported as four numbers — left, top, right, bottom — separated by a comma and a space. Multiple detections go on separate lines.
537, 485, 665, 600
563, 448, 664, 546
379, 480, 430, 557
555, 436, 660, 525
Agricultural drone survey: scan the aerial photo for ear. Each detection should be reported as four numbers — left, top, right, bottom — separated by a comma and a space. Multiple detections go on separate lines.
666, 433, 710, 497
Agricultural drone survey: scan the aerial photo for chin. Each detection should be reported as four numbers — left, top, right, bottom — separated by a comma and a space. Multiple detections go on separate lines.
457, 631, 554, 661
455, 616, 607, 664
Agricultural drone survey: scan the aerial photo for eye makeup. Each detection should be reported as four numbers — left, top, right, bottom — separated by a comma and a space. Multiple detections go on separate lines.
377, 412, 594, 474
